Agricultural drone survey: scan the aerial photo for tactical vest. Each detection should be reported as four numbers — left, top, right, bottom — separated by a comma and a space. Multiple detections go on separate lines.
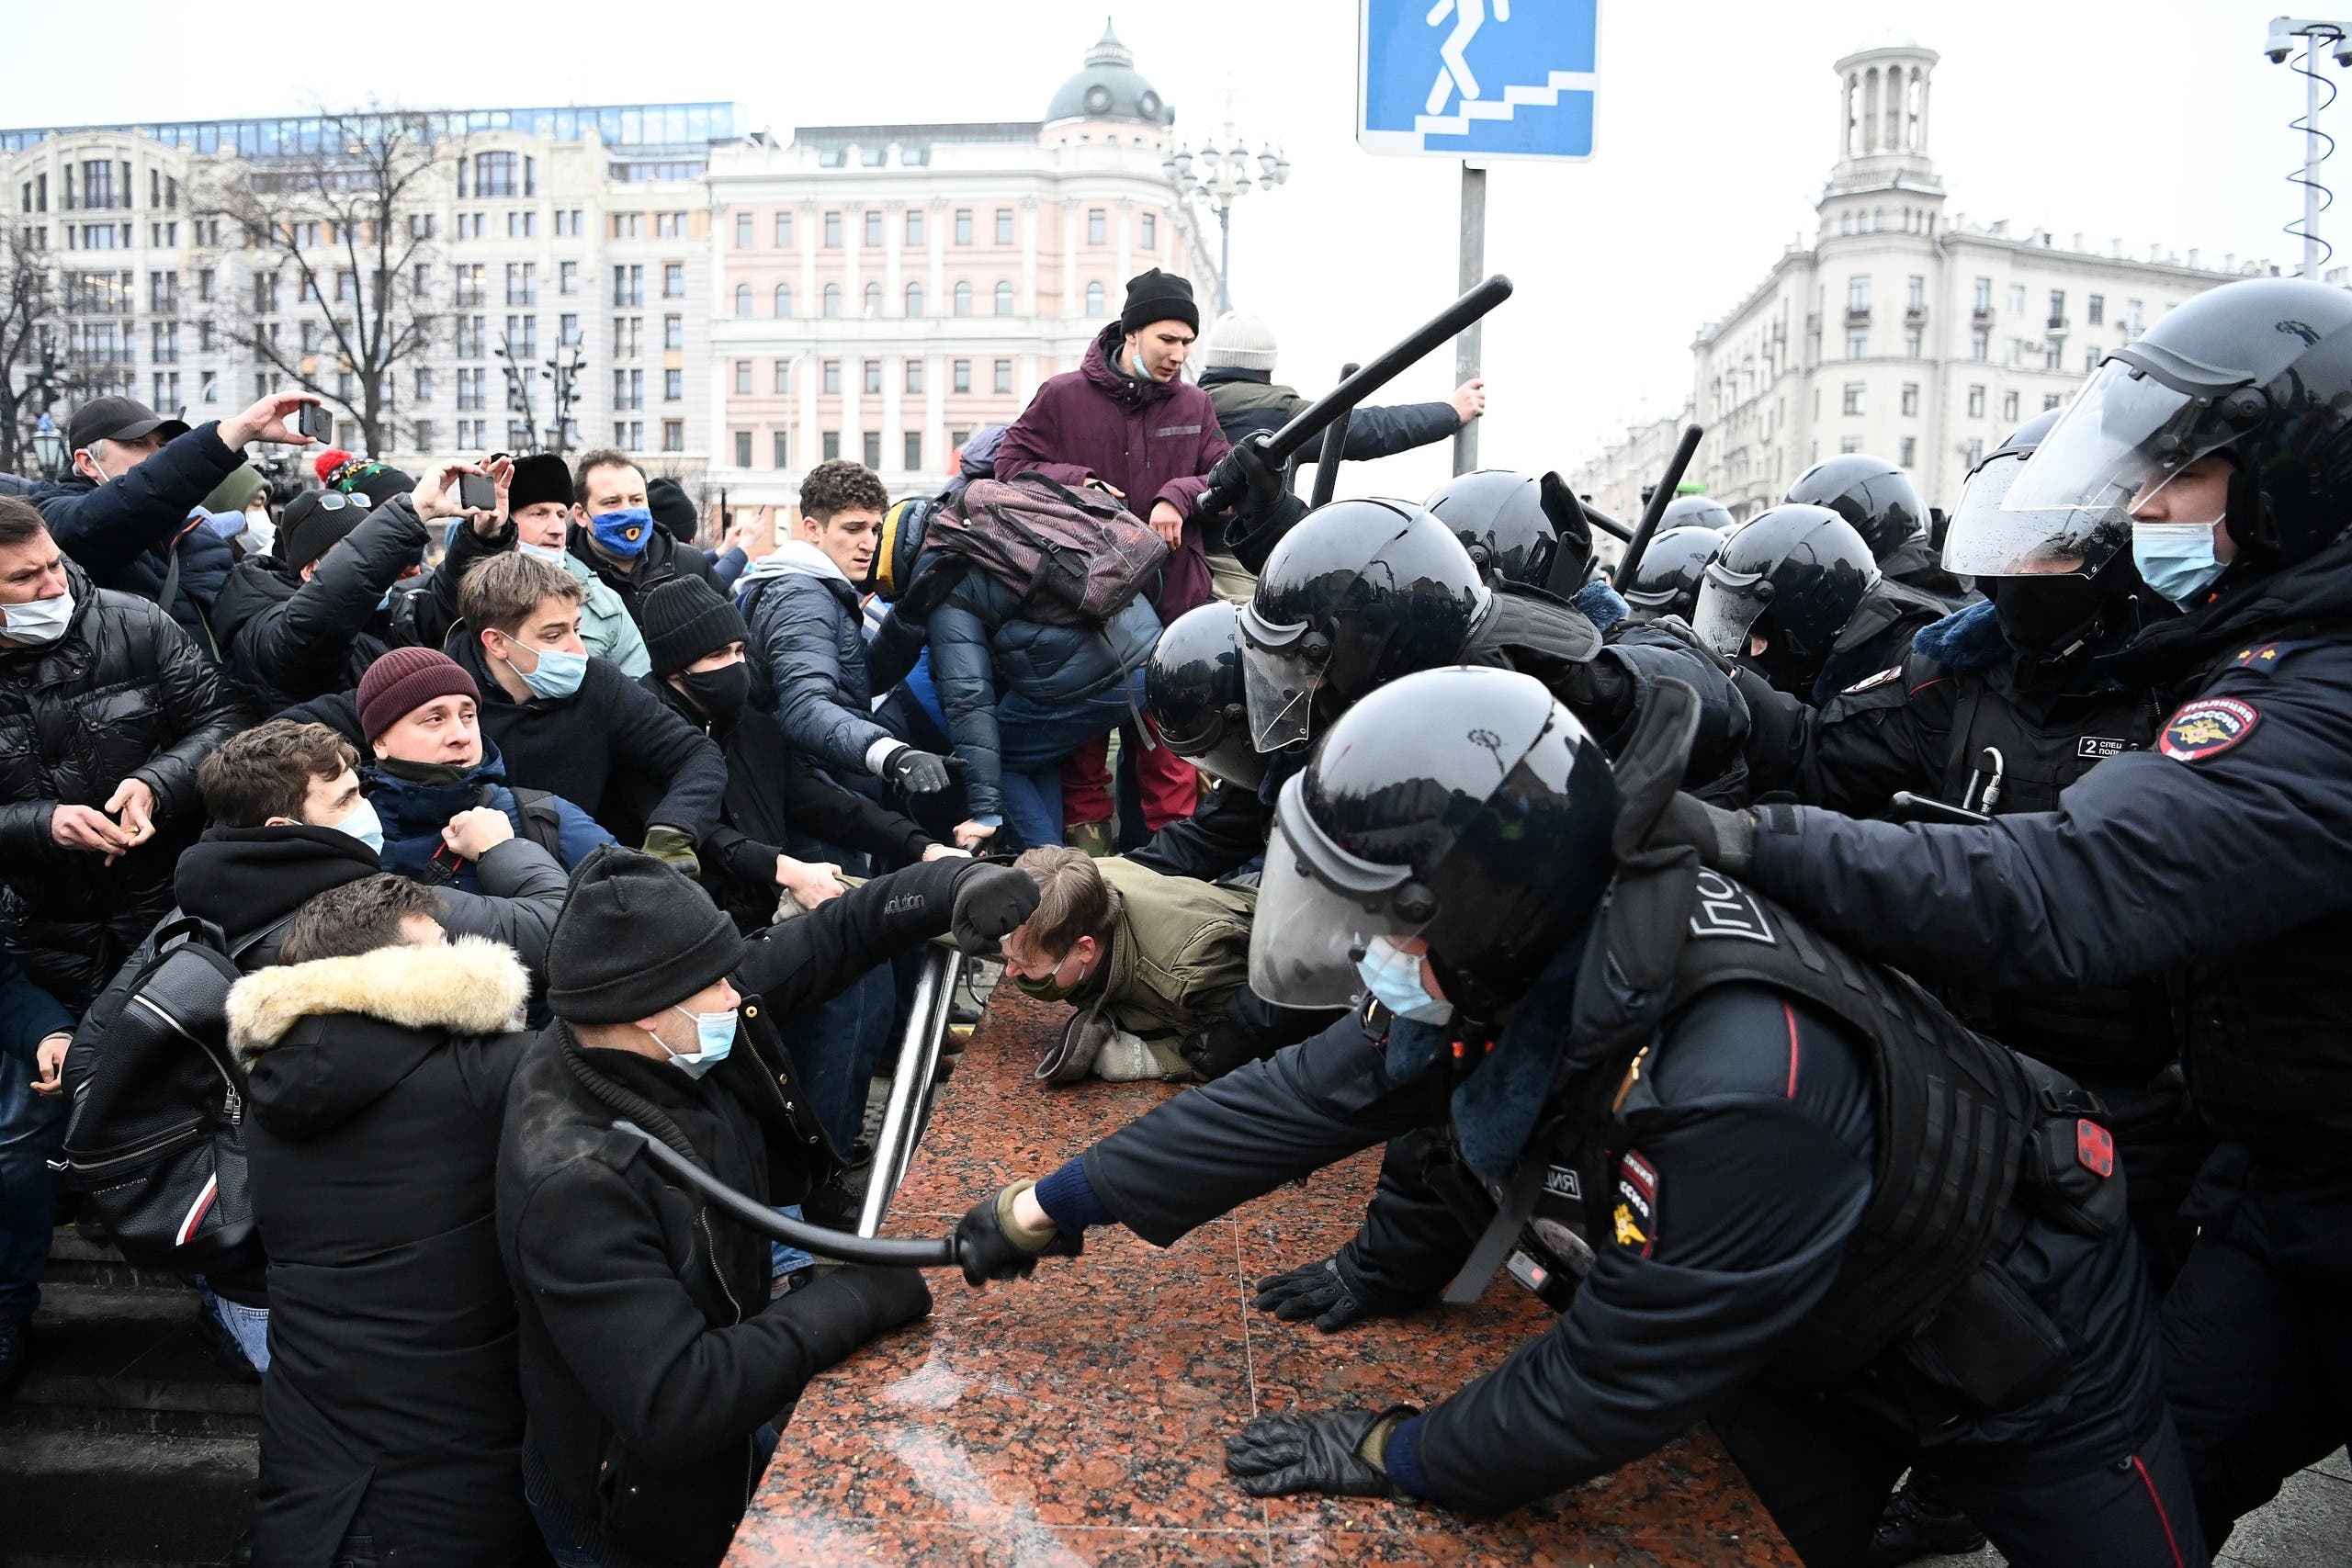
1934, 667, 2177, 1071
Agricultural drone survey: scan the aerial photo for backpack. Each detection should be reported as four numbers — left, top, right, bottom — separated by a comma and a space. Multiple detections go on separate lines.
927, 471, 1169, 627
60, 917, 275, 1278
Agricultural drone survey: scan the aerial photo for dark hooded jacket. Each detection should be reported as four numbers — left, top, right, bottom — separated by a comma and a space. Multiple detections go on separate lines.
566, 523, 718, 629
735, 542, 903, 783
1198, 366, 1461, 463
0, 562, 250, 1009
209, 493, 430, 709
994, 321, 1229, 617
365, 741, 613, 889
234, 936, 538, 1568
29, 421, 244, 647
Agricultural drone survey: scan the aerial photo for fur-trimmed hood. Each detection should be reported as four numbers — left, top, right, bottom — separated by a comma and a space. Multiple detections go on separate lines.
230, 936, 529, 1062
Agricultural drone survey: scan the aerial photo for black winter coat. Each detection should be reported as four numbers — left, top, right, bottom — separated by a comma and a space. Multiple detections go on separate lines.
639, 673, 935, 930
233, 936, 539, 1567
210, 493, 428, 709
29, 422, 244, 648
567, 524, 718, 628
0, 564, 250, 1009
496, 858, 967, 1568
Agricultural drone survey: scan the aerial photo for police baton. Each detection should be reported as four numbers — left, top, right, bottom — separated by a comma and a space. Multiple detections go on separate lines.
1198, 274, 1516, 518
611, 1121, 970, 1271
1306, 362, 1363, 509
1614, 423, 1706, 582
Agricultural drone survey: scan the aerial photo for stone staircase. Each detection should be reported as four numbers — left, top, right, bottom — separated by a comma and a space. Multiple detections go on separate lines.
0, 1226, 256, 1568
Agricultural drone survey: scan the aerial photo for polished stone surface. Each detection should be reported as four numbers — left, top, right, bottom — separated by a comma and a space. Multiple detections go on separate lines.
729, 989, 1800, 1566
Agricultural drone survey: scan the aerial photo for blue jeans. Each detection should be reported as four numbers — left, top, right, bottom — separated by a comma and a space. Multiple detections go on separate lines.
198, 1281, 270, 1374
0, 1049, 66, 1317
992, 670, 1149, 852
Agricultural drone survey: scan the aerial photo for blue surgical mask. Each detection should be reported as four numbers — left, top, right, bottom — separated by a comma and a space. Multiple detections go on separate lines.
1355, 935, 1453, 1026
518, 540, 568, 564
651, 1003, 736, 1078
591, 506, 655, 558
506, 639, 588, 701
329, 796, 385, 857
2132, 521, 2229, 607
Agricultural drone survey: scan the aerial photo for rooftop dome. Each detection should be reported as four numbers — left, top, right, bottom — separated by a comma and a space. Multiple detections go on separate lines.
1045, 19, 1174, 128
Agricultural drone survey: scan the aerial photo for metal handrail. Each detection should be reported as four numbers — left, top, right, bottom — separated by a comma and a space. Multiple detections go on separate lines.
855, 947, 966, 1237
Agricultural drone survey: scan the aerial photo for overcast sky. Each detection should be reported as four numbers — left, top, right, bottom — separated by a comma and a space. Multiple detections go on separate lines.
1, 0, 2327, 502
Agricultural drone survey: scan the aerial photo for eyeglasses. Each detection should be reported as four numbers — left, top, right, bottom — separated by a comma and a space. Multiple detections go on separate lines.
309, 491, 373, 513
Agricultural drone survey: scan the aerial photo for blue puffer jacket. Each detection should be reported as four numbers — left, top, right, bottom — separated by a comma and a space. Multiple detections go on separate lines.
921, 559, 1161, 818
738, 543, 910, 782
363, 744, 612, 892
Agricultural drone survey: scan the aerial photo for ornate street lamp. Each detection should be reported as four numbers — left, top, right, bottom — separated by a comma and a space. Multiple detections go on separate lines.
31, 414, 65, 482
1162, 122, 1290, 313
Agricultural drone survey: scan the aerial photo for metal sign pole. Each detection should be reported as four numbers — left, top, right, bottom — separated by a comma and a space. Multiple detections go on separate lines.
1453, 162, 1487, 476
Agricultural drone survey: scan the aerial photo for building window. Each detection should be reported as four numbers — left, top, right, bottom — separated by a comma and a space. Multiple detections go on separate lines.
863, 359, 882, 395
2048, 288, 2066, 325
1845, 330, 1867, 359
1900, 382, 1918, 416
822, 430, 841, 461
2084, 344, 2101, 374
1841, 382, 1864, 416
2005, 283, 2026, 315
906, 209, 924, 246
560, 261, 579, 296
667, 368, 684, 401
993, 358, 1012, 394
1898, 436, 1917, 468
735, 360, 752, 395
865, 281, 882, 316
1141, 212, 1157, 248
415, 367, 435, 402
2002, 389, 2020, 422
1971, 328, 1990, 362
662, 421, 684, 453
2125, 299, 2143, 333
2044, 392, 2064, 410
1085, 280, 1106, 316
1840, 434, 1864, 454
560, 313, 581, 346
1905, 275, 1925, 310
774, 360, 791, 394
1087, 208, 1107, 244
953, 281, 973, 316
905, 359, 924, 393
864, 209, 882, 247
994, 209, 1013, 245
823, 283, 842, 318
905, 281, 924, 317
735, 430, 752, 467
735, 212, 752, 247
823, 210, 842, 247
664, 263, 684, 299
612, 212, 643, 240
612, 368, 644, 410
663, 314, 684, 352
1846, 275, 1871, 311
773, 430, 790, 468
2043, 340, 2063, 371
1903, 328, 1922, 357
822, 360, 841, 394
953, 358, 971, 393
412, 420, 433, 449
1965, 437, 1984, 467
767, 282, 791, 318
773, 211, 792, 247
954, 209, 973, 245
614, 265, 644, 306
1967, 384, 1985, 418
905, 432, 922, 470
735, 284, 752, 317
2087, 294, 2106, 326
554, 209, 582, 237
994, 281, 1014, 316
1973, 276, 1992, 313
863, 431, 883, 468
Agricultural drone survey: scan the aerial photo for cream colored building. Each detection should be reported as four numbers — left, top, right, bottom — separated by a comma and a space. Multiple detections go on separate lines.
705, 23, 1220, 506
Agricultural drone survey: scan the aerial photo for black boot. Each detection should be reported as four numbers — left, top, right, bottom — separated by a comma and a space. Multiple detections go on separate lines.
1868, 1470, 1987, 1566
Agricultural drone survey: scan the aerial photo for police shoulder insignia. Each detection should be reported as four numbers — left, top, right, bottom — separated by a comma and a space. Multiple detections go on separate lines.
2158, 696, 2261, 762
1840, 665, 1904, 694
1689, 867, 1776, 944
1613, 1149, 1658, 1259
2229, 639, 2320, 673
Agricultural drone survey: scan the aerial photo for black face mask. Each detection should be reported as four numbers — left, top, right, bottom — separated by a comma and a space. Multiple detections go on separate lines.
1991, 574, 2107, 661
676, 661, 750, 722
373, 755, 475, 786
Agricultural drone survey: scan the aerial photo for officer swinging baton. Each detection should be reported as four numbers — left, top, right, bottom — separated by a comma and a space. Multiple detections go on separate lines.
611, 1121, 969, 1271
1614, 423, 1707, 582
1198, 274, 1516, 518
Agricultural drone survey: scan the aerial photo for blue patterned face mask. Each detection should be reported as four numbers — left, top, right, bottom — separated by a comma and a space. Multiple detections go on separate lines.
1354, 936, 1453, 1025
2132, 522, 2228, 607
591, 506, 655, 557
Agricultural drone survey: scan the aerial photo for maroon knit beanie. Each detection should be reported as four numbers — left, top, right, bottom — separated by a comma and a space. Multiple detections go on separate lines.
356, 647, 480, 741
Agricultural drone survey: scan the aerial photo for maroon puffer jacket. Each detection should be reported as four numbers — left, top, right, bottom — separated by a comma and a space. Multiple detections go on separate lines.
995, 321, 1230, 617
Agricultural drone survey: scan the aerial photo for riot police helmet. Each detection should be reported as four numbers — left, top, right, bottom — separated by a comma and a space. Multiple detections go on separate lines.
1691, 504, 1880, 694
1619, 525, 1725, 620
1953, 411, 2154, 660
1250, 667, 1618, 1023
1955, 276, 2352, 581
1145, 601, 1264, 792
1785, 454, 1928, 560
1423, 468, 1559, 587
1238, 498, 1498, 754
1656, 493, 1737, 533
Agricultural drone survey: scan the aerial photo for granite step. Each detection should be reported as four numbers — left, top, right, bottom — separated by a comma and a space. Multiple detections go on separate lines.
5, 1276, 261, 1438
0, 1426, 254, 1566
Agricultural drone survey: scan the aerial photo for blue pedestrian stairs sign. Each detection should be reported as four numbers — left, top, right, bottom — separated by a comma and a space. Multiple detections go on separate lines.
1358, 0, 1599, 161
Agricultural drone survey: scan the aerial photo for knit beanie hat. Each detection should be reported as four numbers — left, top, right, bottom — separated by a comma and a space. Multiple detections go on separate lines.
356, 646, 480, 741
508, 453, 575, 515
199, 465, 269, 516
639, 576, 749, 677
1120, 267, 1199, 335
647, 477, 698, 544
1200, 310, 1278, 372
316, 447, 416, 507
278, 489, 372, 570
547, 846, 744, 1024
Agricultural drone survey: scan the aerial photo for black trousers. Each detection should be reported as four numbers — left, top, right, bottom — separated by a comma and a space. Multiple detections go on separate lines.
1712, 1388, 2206, 1568
2160, 1143, 2352, 1553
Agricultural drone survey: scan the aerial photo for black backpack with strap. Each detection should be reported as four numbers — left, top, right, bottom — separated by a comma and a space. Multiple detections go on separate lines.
415, 784, 567, 886
59, 916, 284, 1277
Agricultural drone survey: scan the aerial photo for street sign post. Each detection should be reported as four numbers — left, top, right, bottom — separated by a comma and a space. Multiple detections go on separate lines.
1357, 0, 1599, 471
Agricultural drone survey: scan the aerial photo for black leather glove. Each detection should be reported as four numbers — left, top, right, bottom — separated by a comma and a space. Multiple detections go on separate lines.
1650, 791, 1757, 874
954, 1180, 1083, 1287
1177, 1021, 1262, 1082
1552, 652, 1634, 732
885, 745, 955, 795
1252, 1255, 1384, 1334
1225, 1404, 1419, 1498
949, 862, 1040, 953
823, 1263, 933, 1334
1538, 471, 1596, 593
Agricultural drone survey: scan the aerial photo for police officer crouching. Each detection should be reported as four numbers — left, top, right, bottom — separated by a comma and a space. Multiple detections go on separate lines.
953, 667, 2202, 1566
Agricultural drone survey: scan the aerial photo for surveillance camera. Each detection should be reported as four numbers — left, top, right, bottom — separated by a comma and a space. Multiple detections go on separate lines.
2269, 15, 2301, 62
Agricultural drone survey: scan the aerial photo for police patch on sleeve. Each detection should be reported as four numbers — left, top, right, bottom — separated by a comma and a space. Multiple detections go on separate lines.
1612, 1149, 1658, 1259
1689, 868, 1775, 944
2158, 696, 2261, 762
1840, 665, 1904, 694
